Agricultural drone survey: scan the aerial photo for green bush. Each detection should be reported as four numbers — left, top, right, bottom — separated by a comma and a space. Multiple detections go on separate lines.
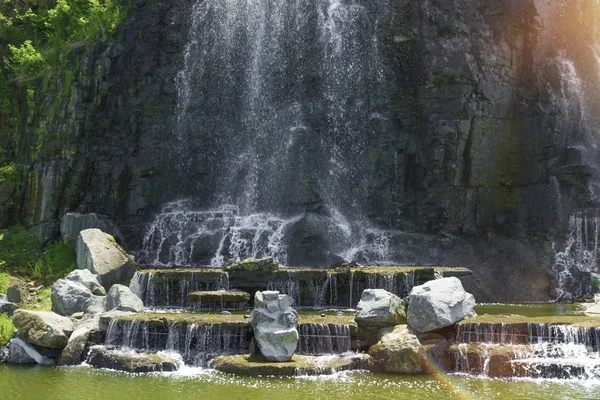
31, 241, 77, 283
0, 314, 15, 346
0, 224, 42, 275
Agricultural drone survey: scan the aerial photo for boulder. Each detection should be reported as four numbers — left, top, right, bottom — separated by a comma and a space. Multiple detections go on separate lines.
106, 284, 144, 312
407, 277, 476, 333
12, 310, 73, 349
76, 228, 135, 290
57, 325, 94, 365
61, 212, 124, 250
87, 347, 180, 373
368, 325, 425, 374
65, 269, 106, 296
0, 346, 6, 363
0, 298, 18, 316
354, 289, 406, 342
51, 279, 96, 316
223, 257, 279, 272
250, 290, 299, 362
6, 286, 21, 304
6, 338, 54, 365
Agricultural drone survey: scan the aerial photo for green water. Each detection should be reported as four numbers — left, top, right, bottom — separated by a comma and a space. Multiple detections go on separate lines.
1, 364, 600, 400
474, 303, 584, 317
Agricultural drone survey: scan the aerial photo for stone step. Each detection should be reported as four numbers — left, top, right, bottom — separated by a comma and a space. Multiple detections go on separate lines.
509, 358, 600, 379
187, 291, 251, 310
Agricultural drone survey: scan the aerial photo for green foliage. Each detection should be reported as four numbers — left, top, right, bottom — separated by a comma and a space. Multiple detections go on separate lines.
5, 40, 47, 75
0, 162, 17, 183
21, 287, 51, 311
0, 313, 15, 346
592, 277, 600, 291
0, 224, 42, 275
0, 272, 9, 293
31, 241, 77, 283
0, 225, 77, 283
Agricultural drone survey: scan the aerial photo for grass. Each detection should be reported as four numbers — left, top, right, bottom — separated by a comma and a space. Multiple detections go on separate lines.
0, 225, 77, 285
0, 314, 15, 346
21, 287, 52, 311
458, 314, 600, 328
0, 272, 9, 294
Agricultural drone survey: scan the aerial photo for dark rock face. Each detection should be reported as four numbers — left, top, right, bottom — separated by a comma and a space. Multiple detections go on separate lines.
9, 0, 600, 301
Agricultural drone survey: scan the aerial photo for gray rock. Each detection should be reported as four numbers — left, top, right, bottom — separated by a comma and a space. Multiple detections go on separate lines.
407, 277, 476, 333
65, 269, 106, 296
355, 289, 407, 338
61, 212, 124, 250
76, 229, 135, 290
57, 325, 93, 365
6, 338, 54, 365
7, 286, 21, 304
223, 257, 279, 272
12, 310, 74, 349
0, 298, 18, 316
368, 325, 425, 374
87, 347, 180, 373
250, 291, 299, 362
106, 284, 144, 312
0, 346, 6, 362
51, 279, 96, 316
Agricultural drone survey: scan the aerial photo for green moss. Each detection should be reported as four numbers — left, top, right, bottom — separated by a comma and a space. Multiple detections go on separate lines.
0, 314, 15, 346
187, 291, 251, 303
0, 163, 18, 184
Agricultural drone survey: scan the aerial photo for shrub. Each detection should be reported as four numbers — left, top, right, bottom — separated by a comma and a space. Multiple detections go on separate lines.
31, 241, 77, 284
0, 272, 8, 294
0, 225, 42, 276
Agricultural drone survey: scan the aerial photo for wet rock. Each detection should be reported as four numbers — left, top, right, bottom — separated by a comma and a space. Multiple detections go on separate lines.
6, 338, 54, 365
87, 347, 180, 373
61, 212, 125, 250
76, 228, 135, 290
106, 284, 144, 312
368, 325, 425, 374
250, 291, 299, 362
65, 269, 107, 296
354, 289, 406, 343
51, 279, 96, 316
210, 353, 370, 377
12, 310, 74, 349
7, 286, 22, 304
223, 257, 279, 272
0, 297, 18, 316
327, 252, 347, 269
57, 325, 94, 365
0, 346, 6, 363
407, 277, 476, 333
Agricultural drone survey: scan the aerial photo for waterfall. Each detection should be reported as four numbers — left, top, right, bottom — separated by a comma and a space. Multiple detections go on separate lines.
452, 322, 600, 379
297, 323, 352, 355
105, 318, 250, 367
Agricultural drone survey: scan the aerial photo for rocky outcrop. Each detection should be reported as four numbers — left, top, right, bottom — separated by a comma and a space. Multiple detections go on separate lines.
76, 229, 135, 290
51, 279, 97, 316
223, 257, 279, 272
368, 325, 425, 374
0, 296, 18, 316
12, 310, 73, 349
6, 338, 54, 365
61, 212, 124, 250
407, 277, 476, 333
354, 289, 406, 343
106, 284, 144, 312
250, 291, 299, 362
65, 269, 106, 296
6, 286, 21, 304
87, 347, 180, 373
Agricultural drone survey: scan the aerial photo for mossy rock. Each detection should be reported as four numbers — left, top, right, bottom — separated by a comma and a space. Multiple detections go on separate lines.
223, 257, 279, 272
187, 291, 251, 303
87, 348, 180, 373
209, 353, 370, 376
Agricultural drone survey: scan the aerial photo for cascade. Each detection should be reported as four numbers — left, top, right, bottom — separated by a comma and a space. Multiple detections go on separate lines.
297, 324, 352, 355
452, 322, 600, 379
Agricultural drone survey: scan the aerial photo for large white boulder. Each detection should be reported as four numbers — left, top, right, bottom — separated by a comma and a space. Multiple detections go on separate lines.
354, 289, 406, 338
76, 229, 135, 290
12, 310, 73, 349
407, 277, 476, 333
51, 279, 98, 316
106, 284, 144, 312
65, 269, 106, 296
61, 212, 124, 250
6, 338, 54, 365
250, 291, 299, 362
